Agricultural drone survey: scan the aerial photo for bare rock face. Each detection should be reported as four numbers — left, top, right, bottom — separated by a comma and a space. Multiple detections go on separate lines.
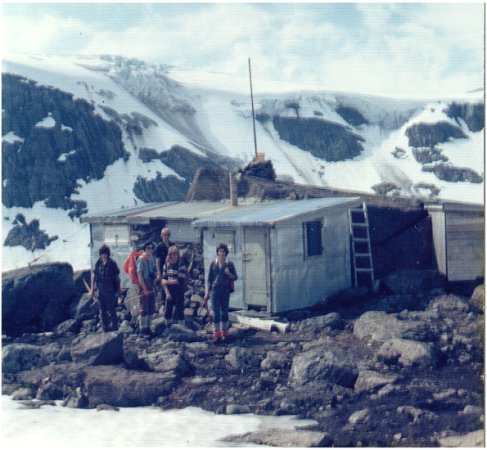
2, 262, 76, 336
4, 214, 58, 251
82, 365, 178, 408
2, 73, 127, 210
186, 165, 230, 201
405, 121, 467, 148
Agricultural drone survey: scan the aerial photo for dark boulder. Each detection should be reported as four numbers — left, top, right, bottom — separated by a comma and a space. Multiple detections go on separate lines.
82, 365, 178, 408
70, 293, 99, 321
289, 346, 358, 388
70, 331, 124, 365
2, 343, 48, 374
2, 262, 76, 336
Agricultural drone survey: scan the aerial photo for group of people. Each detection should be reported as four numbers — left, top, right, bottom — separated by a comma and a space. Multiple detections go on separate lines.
89, 227, 238, 343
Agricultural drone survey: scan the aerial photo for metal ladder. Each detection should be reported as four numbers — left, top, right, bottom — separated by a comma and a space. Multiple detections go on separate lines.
349, 202, 375, 288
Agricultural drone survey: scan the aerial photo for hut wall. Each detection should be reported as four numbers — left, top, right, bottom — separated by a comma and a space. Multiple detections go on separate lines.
271, 209, 351, 313
445, 211, 484, 281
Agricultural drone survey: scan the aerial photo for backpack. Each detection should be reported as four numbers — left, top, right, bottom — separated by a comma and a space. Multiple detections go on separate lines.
123, 250, 143, 284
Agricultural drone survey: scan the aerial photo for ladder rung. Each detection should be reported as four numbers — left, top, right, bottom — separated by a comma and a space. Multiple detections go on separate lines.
355, 253, 371, 257
350, 208, 366, 213
355, 268, 374, 272
353, 238, 370, 242
352, 223, 368, 227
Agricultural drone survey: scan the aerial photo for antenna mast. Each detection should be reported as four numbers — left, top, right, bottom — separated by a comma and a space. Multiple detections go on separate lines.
248, 58, 258, 159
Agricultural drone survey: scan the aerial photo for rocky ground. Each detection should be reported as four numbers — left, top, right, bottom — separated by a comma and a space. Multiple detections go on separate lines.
2, 267, 484, 447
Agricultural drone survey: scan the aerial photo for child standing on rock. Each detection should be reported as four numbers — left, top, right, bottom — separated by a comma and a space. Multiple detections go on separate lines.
204, 243, 238, 343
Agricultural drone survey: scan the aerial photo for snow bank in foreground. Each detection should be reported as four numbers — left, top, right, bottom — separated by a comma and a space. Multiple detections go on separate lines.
1, 395, 316, 448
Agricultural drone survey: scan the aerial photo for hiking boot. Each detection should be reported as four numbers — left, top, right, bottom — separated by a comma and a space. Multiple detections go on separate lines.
213, 331, 221, 344
220, 329, 228, 342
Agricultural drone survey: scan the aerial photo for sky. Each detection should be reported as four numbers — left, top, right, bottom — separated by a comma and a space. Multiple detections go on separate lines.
1, 2, 485, 98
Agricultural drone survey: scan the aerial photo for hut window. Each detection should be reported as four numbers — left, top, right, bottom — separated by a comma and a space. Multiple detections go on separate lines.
215, 230, 235, 253
104, 224, 130, 246
304, 220, 323, 257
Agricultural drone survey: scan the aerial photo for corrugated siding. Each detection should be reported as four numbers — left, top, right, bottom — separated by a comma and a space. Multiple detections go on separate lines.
271, 209, 352, 313
446, 211, 484, 281
165, 220, 200, 243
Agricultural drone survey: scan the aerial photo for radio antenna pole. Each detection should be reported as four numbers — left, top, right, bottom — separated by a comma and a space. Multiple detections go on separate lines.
248, 57, 258, 159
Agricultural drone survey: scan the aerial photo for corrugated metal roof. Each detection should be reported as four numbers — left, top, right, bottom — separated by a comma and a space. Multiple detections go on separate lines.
192, 197, 361, 227
80, 202, 172, 223
126, 200, 236, 223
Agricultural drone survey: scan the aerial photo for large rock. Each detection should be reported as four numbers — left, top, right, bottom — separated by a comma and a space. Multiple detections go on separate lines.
353, 311, 427, 344
354, 370, 399, 393
382, 269, 447, 295
289, 347, 358, 388
223, 429, 332, 447
2, 263, 76, 336
70, 293, 99, 320
471, 284, 484, 312
293, 312, 344, 334
141, 347, 192, 376
438, 429, 484, 447
70, 332, 124, 365
377, 339, 438, 368
2, 343, 47, 373
225, 347, 262, 370
83, 365, 178, 408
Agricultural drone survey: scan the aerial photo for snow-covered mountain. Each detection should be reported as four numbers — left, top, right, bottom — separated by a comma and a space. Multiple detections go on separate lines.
2, 54, 484, 271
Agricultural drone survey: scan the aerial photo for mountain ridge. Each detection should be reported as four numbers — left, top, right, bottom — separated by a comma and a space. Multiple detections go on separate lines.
1, 54, 484, 271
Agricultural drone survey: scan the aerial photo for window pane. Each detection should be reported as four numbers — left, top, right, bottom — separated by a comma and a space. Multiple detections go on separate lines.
306, 220, 323, 256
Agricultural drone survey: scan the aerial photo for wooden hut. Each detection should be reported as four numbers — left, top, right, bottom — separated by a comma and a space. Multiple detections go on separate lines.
426, 201, 484, 281
192, 197, 361, 314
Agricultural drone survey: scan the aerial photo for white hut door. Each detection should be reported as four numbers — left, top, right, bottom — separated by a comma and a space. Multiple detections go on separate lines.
243, 228, 268, 307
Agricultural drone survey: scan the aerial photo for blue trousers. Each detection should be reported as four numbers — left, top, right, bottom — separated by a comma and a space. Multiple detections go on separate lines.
211, 288, 230, 331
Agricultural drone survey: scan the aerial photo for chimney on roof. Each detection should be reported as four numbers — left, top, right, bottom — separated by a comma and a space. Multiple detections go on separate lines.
229, 172, 238, 206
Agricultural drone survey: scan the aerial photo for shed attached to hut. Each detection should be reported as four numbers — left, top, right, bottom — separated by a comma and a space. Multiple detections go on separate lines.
426, 201, 484, 282
192, 197, 361, 314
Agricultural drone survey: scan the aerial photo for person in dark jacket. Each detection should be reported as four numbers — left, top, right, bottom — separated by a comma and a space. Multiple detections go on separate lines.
162, 245, 187, 325
203, 243, 238, 343
89, 245, 121, 332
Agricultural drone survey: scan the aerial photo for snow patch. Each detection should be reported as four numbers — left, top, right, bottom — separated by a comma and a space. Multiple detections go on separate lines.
34, 115, 56, 128
57, 150, 77, 162
2, 131, 24, 143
